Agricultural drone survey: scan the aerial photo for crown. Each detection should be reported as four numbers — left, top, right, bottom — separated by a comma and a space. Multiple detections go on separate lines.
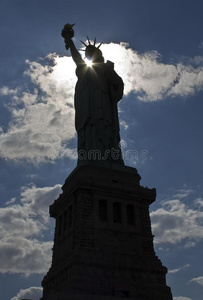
80, 36, 102, 51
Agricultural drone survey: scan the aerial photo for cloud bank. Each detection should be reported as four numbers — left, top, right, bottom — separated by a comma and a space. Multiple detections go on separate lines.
101, 43, 203, 100
0, 184, 61, 275
0, 54, 76, 163
151, 189, 203, 246
1, 184, 202, 276
11, 286, 42, 300
189, 276, 203, 286
0, 43, 203, 162
173, 297, 192, 300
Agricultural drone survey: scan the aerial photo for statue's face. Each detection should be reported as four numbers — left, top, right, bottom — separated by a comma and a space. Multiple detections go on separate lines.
85, 46, 103, 63
85, 45, 96, 60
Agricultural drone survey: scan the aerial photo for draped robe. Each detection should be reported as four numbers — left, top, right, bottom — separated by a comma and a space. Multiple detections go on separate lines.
74, 60, 124, 165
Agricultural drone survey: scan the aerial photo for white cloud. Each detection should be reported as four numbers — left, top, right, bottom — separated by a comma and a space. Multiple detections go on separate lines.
168, 264, 190, 274
0, 184, 61, 275
151, 189, 203, 245
20, 184, 62, 222
1, 45, 203, 162
5, 197, 16, 205
194, 198, 203, 207
0, 201, 42, 239
169, 267, 182, 274
0, 99, 76, 163
120, 120, 129, 130
0, 54, 76, 163
11, 286, 42, 300
183, 241, 196, 248
0, 86, 18, 96
189, 276, 203, 286
101, 43, 203, 100
172, 189, 193, 200
168, 63, 203, 97
0, 238, 52, 275
173, 297, 192, 300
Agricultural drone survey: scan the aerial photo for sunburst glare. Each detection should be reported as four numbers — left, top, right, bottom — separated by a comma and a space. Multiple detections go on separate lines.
85, 58, 93, 67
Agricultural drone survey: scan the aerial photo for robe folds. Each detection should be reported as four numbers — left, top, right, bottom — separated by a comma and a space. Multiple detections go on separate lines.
74, 60, 124, 165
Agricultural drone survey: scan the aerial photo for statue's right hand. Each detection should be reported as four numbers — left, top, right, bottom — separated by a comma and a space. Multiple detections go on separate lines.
61, 24, 75, 39
64, 37, 72, 50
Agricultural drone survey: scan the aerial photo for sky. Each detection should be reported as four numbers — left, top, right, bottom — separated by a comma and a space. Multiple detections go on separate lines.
0, 0, 203, 299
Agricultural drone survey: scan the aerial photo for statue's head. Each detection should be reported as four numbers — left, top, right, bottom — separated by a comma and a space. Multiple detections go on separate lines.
81, 37, 104, 63
85, 45, 104, 63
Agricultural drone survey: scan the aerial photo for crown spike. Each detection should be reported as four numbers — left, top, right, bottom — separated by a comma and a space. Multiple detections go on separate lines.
80, 40, 87, 47
94, 38, 96, 46
87, 36, 91, 45
97, 42, 103, 49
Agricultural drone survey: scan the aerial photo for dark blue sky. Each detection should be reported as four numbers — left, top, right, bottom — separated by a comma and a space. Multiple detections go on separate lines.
0, 1, 203, 300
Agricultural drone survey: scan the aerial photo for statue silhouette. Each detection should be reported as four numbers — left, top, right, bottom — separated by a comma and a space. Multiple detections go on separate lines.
62, 24, 124, 166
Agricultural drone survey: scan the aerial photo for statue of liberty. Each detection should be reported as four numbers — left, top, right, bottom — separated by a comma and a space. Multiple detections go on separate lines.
62, 24, 124, 166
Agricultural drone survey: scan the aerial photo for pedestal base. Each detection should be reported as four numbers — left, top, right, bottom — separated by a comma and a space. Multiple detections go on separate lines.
41, 164, 172, 300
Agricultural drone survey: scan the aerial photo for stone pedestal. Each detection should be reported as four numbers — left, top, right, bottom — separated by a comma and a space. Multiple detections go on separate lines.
41, 164, 173, 300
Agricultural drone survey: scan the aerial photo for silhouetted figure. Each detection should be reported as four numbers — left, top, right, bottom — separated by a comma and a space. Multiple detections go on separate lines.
62, 24, 124, 166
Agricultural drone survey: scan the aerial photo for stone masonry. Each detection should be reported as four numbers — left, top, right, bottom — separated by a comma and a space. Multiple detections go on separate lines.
41, 164, 173, 300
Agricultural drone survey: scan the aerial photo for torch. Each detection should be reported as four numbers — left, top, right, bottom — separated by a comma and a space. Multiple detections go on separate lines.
61, 23, 75, 50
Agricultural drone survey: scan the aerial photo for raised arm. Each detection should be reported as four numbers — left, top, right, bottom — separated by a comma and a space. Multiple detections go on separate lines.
61, 24, 84, 66
61, 23, 84, 66
64, 37, 84, 66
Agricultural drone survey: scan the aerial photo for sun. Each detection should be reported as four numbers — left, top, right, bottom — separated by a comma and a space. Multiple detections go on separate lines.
85, 58, 93, 67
